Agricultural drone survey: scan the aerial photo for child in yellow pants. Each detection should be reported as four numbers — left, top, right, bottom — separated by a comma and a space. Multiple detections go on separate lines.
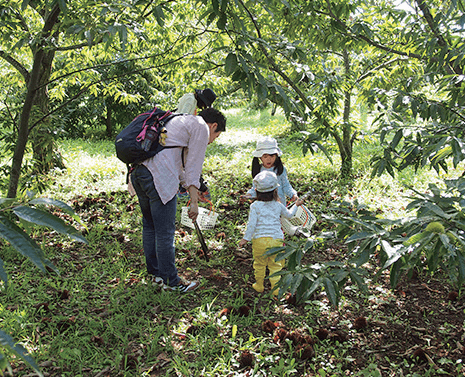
239, 171, 303, 295
251, 237, 284, 294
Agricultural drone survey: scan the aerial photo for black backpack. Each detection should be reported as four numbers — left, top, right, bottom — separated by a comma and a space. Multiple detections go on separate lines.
115, 107, 180, 165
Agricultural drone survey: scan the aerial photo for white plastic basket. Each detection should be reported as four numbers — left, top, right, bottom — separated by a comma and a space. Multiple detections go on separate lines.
281, 204, 316, 236
181, 206, 218, 230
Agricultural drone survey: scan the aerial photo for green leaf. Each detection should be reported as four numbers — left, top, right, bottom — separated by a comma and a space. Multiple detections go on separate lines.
345, 231, 375, 243
21, 0, 30, 11
264, 245, 286, 256
426, 239, 441, 272
257, 83, 268, 103
349, 269, 368, 293
0, 217, 47, 272
57, 0, 68, 13
332, 268, 349, 283
302, 276, 322, 301
0, 330, 43, 377
211, 0, 219, 13
389, 259, 404, 289
279, 273, 293, 293
325, 260, 344, 268
289, 273, 303, 294
217, 12, 227, 29
0, 258, 7, 287
439, 233, 450, 247
66, 24, 85, 35
424, 202, 451, 219
118, 25, 128, 50
0, 353, 10, 373
29, 198, 86, 228
379, 241, 404, 273
12, 207, 87, 244
224, 53, 238, 76
153, 5, 165, 26
323, 277, 338, 307
391, 129, 403, 149
456, 251, 465, 287
0, 198, 15, 208
350, 248, 371, 267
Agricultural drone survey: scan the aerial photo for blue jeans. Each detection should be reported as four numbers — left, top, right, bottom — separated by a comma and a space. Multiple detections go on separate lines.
131, 165, 180, 287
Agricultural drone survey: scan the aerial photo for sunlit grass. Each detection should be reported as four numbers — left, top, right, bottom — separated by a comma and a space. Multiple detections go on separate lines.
44, 107, 463, 223
46, 140, 127, 200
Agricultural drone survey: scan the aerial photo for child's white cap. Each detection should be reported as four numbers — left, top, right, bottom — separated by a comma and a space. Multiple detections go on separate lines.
252, 136, 282, 157
254, 171, 279, 192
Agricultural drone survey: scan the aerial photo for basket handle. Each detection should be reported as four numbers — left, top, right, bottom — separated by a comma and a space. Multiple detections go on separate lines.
289, 203, 310, 227
302, 207, 309, 227
186, 199, 215, 215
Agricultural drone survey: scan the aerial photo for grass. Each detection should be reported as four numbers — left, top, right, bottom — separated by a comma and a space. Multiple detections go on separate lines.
1, 107, 464, 376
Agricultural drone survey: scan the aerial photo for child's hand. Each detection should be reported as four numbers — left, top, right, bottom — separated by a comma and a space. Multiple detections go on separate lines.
238, 239, 248, 247
295, 198, 304, 206
239, 194, 252, 204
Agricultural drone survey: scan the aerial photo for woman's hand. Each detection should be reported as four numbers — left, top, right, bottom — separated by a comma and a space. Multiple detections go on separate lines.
188, 201, 199, 220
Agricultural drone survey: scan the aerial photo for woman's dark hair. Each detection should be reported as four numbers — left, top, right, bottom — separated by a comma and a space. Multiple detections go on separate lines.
251, 155, 284, 178
256, 189, 279, 202
199, 108, 226, 132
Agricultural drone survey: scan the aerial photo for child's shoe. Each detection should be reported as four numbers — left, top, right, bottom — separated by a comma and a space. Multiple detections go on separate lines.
252, 282, 264, 293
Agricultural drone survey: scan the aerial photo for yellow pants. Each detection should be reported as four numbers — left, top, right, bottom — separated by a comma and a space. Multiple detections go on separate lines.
252, 237, 285, 295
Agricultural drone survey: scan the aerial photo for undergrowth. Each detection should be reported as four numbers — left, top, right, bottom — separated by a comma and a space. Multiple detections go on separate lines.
0, 108, 464, 376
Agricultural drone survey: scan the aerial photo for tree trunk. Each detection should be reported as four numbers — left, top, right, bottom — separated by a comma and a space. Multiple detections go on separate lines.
7, 51, 44, 198
105, 103, 113, 138
340, 49, 353, 178
30, 45, 65, 174
7, 5, 60, 198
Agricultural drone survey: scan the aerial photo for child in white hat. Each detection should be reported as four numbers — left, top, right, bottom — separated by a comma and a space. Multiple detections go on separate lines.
242, 136, 299, 205
239, 171, 303, 296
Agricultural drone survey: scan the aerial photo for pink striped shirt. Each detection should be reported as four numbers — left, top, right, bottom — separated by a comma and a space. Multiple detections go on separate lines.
142, 114, 209, 204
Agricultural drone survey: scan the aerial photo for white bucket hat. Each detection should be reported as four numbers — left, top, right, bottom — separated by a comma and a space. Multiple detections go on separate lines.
252, 136, 282, 157
253, 171, 279, 193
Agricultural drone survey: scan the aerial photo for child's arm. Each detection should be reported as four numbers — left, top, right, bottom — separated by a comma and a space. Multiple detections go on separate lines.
280, 199, 304, 218
244, 186, 257, 198
280, 167, 298, 201
240, 187, 256, 203
239, 204, 258, 246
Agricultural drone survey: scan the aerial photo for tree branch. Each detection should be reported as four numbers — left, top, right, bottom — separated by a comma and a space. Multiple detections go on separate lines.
40, 32, 187, 90
236, 2, 317, 112
0, 51, 30, 82
142, 0, 178, 18
357, 57, 409, 83
415, 0, 461, 75
2, 97, 18, 133
324, 0, 425, 61
416, 0, 447, 47
29, 52, 193, 131
55, 37, 103, 52
236, 0, 339, 142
